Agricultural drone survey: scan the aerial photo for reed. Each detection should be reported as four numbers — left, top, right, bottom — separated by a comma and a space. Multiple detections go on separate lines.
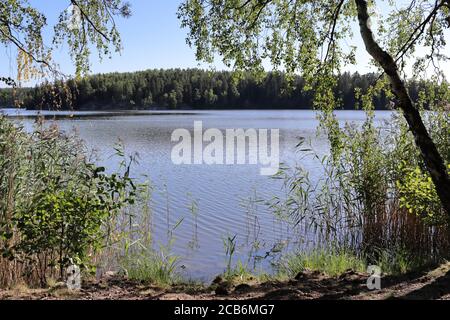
0, 117, 136, 288
272, 111, 450, 274
278, 249, 367, 278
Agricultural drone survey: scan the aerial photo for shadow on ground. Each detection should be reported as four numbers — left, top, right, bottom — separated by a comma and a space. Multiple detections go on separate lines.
1, 262, 449, 300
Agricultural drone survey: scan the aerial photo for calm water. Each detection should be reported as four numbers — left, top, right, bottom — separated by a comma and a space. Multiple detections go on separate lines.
4, 109, 393, 280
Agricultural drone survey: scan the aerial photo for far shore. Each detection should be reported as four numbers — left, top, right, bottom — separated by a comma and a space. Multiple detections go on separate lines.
0, 108, 396, 118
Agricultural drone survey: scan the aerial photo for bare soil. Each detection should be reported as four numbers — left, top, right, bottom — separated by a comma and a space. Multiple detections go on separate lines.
1, 262, 449, 300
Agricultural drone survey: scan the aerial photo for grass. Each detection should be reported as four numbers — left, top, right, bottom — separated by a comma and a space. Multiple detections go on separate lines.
119, 249, 182, 288
372, 246, 441, 275
276, 247, 442, 279
272, 111, 449, 283
278, 249, 367, 278
2, 111, 447, 290
118, 245, 440, 290
219, 260, 271, 285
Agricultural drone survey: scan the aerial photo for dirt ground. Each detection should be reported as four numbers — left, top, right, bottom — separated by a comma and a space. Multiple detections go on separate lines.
1, 262, 449, 300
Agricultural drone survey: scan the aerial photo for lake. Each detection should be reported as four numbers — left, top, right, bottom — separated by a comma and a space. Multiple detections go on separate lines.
3, 109, 393, 280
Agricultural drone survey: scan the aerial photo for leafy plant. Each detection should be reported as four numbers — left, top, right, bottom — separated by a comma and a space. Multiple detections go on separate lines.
0, 117, 136, 286
271, 110, 449, 274
397, 163, 450, 225
223, 234, 237, 278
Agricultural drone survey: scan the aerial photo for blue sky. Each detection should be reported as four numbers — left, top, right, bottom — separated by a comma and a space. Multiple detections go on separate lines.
0, 0, 223, 85
0, 0, 448, 86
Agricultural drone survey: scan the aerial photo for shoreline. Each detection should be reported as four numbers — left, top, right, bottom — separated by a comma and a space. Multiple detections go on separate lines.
1, 262, 448, 300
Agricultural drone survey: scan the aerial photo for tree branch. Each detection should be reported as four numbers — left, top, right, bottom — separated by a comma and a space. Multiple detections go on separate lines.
323, 0, 345, 64
355, 0, 450, 217
393, 0, 445, 65
0, 26, 57, 74
70, 0, 111, 42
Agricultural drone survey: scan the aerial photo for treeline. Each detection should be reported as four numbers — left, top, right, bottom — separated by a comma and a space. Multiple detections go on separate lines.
0, 69, 430, 110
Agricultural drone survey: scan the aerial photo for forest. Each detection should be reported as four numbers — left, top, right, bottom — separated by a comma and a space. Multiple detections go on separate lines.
0, 69, 434, 110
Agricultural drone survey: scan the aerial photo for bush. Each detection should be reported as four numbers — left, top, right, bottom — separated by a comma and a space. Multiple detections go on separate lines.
272, 110, 450, 273
0, 116, 136, 287
396, 163, 450, 225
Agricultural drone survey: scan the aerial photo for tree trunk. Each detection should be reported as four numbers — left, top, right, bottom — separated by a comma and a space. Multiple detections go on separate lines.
355, 0, 450, 218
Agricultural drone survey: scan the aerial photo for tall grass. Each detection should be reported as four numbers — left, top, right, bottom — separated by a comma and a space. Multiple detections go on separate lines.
119, 249, 181, 287
0, 117, 136, 288
1, 108, 448, 290
272, 110, 450, 274
114, 193, 184, 287
115, 216, 184, 287
0, 116, 186, 289
278, 249, 367, 278
0, 118, 100, 287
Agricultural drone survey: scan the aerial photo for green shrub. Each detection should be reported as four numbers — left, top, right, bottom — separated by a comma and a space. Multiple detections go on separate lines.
396, 163, 450, 225
272, 110, 450, 274
0, 117, 136, 286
